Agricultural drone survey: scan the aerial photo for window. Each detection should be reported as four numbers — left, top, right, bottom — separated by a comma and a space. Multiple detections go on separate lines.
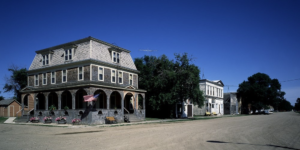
213, 87, 215, 96
129, 74, 133, 85
112, 51, 120, 63
212, 104, 214, 108
35, 74, 39, 86
98, 67, 103, 81
65, 49, 72, 61
118, 71, 123, 84
111, 70, 116, 83
207, 86, 209, 95
42, 54, 49, 65
51, 72, 56, 84
78, 67, 83, 80
62, 70, 67, 83
42, 73, 47, 85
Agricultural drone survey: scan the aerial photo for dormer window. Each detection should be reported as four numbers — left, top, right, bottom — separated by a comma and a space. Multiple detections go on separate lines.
65, 49, 72, 61
42, 54, 49, 65
112, 51, 120, 63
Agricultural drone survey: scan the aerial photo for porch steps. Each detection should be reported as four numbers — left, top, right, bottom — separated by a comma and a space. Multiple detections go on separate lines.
127, 114, 143, 122
14, 116, 29, 123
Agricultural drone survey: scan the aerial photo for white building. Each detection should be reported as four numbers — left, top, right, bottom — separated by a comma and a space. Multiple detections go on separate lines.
224, 92, 241, 115
194, 79, 224, 115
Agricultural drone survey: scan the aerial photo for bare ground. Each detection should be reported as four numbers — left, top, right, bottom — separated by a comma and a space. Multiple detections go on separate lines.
0, 112, 299, 150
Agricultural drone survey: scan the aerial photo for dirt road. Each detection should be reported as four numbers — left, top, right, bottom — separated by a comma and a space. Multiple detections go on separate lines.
0, 112, 299, 150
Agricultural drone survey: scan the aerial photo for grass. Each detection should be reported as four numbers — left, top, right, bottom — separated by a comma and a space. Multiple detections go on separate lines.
0, 117, 8, 123
145, 117, 161, 121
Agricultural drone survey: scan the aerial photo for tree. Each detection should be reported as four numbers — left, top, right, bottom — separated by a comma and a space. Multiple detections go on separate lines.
237, 73, 285, 113
0, 91, 4, 101
3, 65, 27, 103
294, 98, 300, 111
278, 99, 293, 111
134, 53, 205, 118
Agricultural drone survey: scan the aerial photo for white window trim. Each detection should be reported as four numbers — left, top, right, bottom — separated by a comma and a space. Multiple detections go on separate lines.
78, 66, 84, 81
98, 66, 104, 81
111, 69, 116, 83
42, 54, 49, 65
111, 51, 120, 63
42, 73, 47, 85
129, 73, 133, 85
118, 71, 123, 84
64, 48, 73, 61
51, 71, 56, 84
62, 70, 67, 83
34, 74, 39, 86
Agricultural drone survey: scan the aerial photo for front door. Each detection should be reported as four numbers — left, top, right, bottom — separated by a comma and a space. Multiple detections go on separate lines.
187, 105, 192, 117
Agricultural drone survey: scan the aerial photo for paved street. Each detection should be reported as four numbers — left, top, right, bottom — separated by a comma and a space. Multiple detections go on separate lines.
0, 112, 299, 150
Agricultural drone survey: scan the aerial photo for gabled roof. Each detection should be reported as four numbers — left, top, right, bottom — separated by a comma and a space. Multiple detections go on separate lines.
0, 99, 21, 106
200, 79, 224, 87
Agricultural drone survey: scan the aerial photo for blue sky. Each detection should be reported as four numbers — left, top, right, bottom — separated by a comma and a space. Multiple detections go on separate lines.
0, 0, 299, 105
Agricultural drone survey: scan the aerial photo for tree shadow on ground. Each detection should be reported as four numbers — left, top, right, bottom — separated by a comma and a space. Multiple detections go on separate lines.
207, 140, 298, 150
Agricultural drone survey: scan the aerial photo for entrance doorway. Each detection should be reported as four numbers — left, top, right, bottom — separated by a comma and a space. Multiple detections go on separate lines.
124, 94, 134, 114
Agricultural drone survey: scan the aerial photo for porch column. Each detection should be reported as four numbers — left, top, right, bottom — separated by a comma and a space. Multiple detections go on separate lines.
57, 91, 62, 110
143, 94, 146, 117
107, 97, 110, 110
70, 90, 76, 110
121, 93, 124, 114
44, 92, 49, 111
72, 93, 76, 110
34, 93, 37, 111
21, 94, 25, 116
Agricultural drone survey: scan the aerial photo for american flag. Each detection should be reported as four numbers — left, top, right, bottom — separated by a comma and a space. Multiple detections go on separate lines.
83, 94, 99, 102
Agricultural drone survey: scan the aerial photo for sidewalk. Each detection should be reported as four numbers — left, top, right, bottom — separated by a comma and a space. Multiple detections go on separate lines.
4, 116, 222, 128
4, 117, 16, 124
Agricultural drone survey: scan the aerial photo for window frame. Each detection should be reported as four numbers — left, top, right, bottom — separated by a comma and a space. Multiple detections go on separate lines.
118, 71, 123, 84
111, 69, 116, 83
64, 48, 73, 61
62, 69, 67, 83
78, 66, 84, 81
42, 73, 47, 85
129, 73, 133, 85
98, 67, 104, 81
42, 54, 49, 65
111, 51, 120, 63
34, 74, 39, 86
51, 71, 56, 84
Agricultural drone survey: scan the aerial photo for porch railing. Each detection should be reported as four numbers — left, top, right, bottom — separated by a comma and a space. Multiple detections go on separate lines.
16, 108, 23, 117
124, 107, 130, 121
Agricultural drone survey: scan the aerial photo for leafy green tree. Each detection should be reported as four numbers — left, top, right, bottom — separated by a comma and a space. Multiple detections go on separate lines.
135, 53, 205, 118
3, 65, 27, 103
278, 99, 293, 111
294, 98, 300, 111
237, 73, 285, 113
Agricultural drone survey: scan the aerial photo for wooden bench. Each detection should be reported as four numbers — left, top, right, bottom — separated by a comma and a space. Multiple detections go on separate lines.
106, 117, 117, 124
212, 112, 217, 116
205, 112, 211, 116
